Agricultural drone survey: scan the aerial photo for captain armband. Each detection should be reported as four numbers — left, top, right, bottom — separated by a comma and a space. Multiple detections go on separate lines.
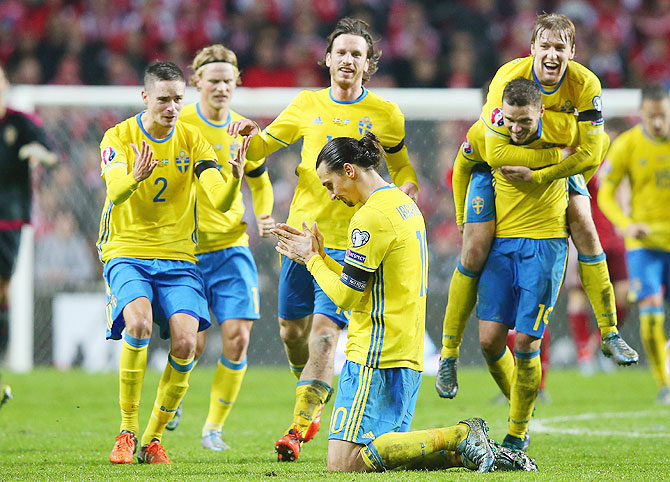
246, 163, 267, 178
194, 160, 218, 177
384, 138, 405, 154
339, 263, 372, 292
577, 109, 603, 124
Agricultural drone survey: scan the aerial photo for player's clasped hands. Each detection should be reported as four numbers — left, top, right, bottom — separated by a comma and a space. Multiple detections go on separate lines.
272, 221, 324, 265
131, 140, 158, 182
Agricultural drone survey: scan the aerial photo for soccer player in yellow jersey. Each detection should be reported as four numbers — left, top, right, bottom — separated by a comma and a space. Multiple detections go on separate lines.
101, 61, 247, 464
273, 133, 537, 473
166, 45, 275, 450
227, 18, 419, 460
598, 85, 670, 405
437, 13, 637, 400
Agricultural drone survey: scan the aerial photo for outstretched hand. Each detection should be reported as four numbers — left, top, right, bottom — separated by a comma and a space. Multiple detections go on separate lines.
230, 135, 251, 179
272, 221, 324, 265
131, 140, 158, 182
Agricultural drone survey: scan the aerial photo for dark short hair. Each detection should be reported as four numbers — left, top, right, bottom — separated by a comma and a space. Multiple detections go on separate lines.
503, 77, 542, 108
318, 17, 380, 85
641, 84, 669, 103
531, 13, 575, 47
316, 131, 384, 172
144, 61, 185, 90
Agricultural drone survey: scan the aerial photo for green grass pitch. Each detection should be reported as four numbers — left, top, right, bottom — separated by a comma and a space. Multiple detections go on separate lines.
1, 366, 669, 481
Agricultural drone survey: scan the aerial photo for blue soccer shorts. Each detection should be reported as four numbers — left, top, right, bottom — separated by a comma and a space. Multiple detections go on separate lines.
278, 247, 350, 327
103, 257, 210, 340
464, 165, 496, 223
197, 246, 260, 323
626, 249, 670, 302
328, 360, 421, 444
477, 237, 568, 338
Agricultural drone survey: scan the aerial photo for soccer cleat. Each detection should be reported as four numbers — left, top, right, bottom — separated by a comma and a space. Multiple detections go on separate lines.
201, 430, 230, 451
457, 418, 495, 473
138, 440, 172, 464
109, 431, 137, 464
165, 402, 182, 431
502, 431, 530, 452
275, 428, 303, 462
0, 384, 12, 409
490, 441, 538, 471
435, 357, 459, 399
600, 332, 639, 366
303, 404, 323, 443
658, 387, 670, 405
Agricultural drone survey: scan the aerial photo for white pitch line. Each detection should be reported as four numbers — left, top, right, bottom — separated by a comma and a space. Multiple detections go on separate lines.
533, 410, 670, 438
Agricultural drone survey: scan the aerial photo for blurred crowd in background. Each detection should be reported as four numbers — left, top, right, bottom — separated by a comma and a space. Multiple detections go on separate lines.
2, 0, 670, 89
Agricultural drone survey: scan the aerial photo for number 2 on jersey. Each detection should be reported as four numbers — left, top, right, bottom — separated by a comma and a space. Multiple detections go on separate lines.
153, 177, 167, 202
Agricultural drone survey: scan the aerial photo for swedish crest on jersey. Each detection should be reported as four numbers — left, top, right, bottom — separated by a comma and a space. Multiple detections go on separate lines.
351, 228, 370, 248
358, 116, 373, 135
175, 150, 191, 173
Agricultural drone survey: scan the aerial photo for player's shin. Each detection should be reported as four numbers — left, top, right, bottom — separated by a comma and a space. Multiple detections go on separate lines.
202, 355, 247, 435
508, 350, 541, 440
441, 265, 479, 359
483, 346, 514, 400
141, 353, 194, 445
119, 334, 150, 435
288, 379, 332, 435
360, 425, 469, 471
639, 308, 670, 387
577, 254, 618, 336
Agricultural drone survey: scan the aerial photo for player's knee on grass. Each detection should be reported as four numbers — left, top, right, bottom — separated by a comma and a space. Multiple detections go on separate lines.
567, 195, 602, 256
461, 221, 495, 272
327, 440, 369, 472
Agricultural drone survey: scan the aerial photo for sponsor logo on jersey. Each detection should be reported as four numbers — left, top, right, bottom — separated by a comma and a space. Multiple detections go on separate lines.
351, 228, 370, 248
490, 107, 504, 127
592, 96, 602, 111
175, 151, 191, 173
312, 116, 323, 125
101, 146, 116, 165
462, 139, 473, 154
472, 196, 485, 215
358, 116, 373, 135
346, 249, 366, 264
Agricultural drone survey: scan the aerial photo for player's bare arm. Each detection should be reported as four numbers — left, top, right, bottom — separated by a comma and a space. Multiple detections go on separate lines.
131, 140, 158, 182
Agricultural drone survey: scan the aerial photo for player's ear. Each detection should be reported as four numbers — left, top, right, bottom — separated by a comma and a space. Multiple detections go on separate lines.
343, 162, 355, 178
569, 44, 575, 60
325, 52, 332, 68
364, 58, 370, 73
539, 104, 545, 117
141, 89, 148, 105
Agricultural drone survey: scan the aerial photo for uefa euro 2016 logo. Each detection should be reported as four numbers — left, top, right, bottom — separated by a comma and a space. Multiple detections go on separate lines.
358, 116, 373, 135
472, 196, 485, 215
175, 151, 191, 173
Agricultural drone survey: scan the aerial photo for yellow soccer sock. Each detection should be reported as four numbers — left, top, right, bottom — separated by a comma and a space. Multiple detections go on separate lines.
118, 333, 149, 435
288, 362, 306, 380
141, 353, 195, 446
577, 254, 618, 337
508, 349, 541, 439
639, 308, 670, 388
288, 380, 332, 435
360, 424, 469, 471
441, 264, 479, 359
483, 346, 514, 400
202, 355, 247, 436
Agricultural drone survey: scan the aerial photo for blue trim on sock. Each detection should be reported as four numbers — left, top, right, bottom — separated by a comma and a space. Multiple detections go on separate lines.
168, 354, 195, 373
123, 333, 150, 348
514, 349, 541, 360
362, 441, 386, 471
640, 306, 665, 315
483, 346, 507, 363
219, 354, 247, 370
457, 262, 480, 278
577, 252, 606, 263
296, 379, 333, 394
289, 363, 304, 373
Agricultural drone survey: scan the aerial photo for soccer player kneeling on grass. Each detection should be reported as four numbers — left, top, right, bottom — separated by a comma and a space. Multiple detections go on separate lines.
273, 133, 537, 473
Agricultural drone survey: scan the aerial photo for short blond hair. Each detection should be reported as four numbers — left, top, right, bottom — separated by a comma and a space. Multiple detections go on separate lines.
531, 13, 575, 47
190, 44, 241, 86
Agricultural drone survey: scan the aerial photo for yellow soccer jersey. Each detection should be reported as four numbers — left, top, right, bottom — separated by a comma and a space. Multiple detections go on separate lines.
341, 185, 426, 371
452, 111, 577, 226
481, 56, 605, 182
180, 103, 272, 253
97, 113, 217, 263
250, 87, 418, 250
598, 125, 670, 251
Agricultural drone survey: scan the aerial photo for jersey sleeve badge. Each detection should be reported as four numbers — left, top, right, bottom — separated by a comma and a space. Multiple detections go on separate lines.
102, 146, 116, 165
490, 107, 505, 127
592, 96, 602, 111
462, 139, 473, 154
351, 228, 370, 248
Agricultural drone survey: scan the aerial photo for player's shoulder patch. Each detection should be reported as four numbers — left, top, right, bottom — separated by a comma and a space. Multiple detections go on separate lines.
351, 228, 370, 248
490, 107, 505, 128
462, 138, 473, 154
101, 146, 116, 165
592, 96, 602, 111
